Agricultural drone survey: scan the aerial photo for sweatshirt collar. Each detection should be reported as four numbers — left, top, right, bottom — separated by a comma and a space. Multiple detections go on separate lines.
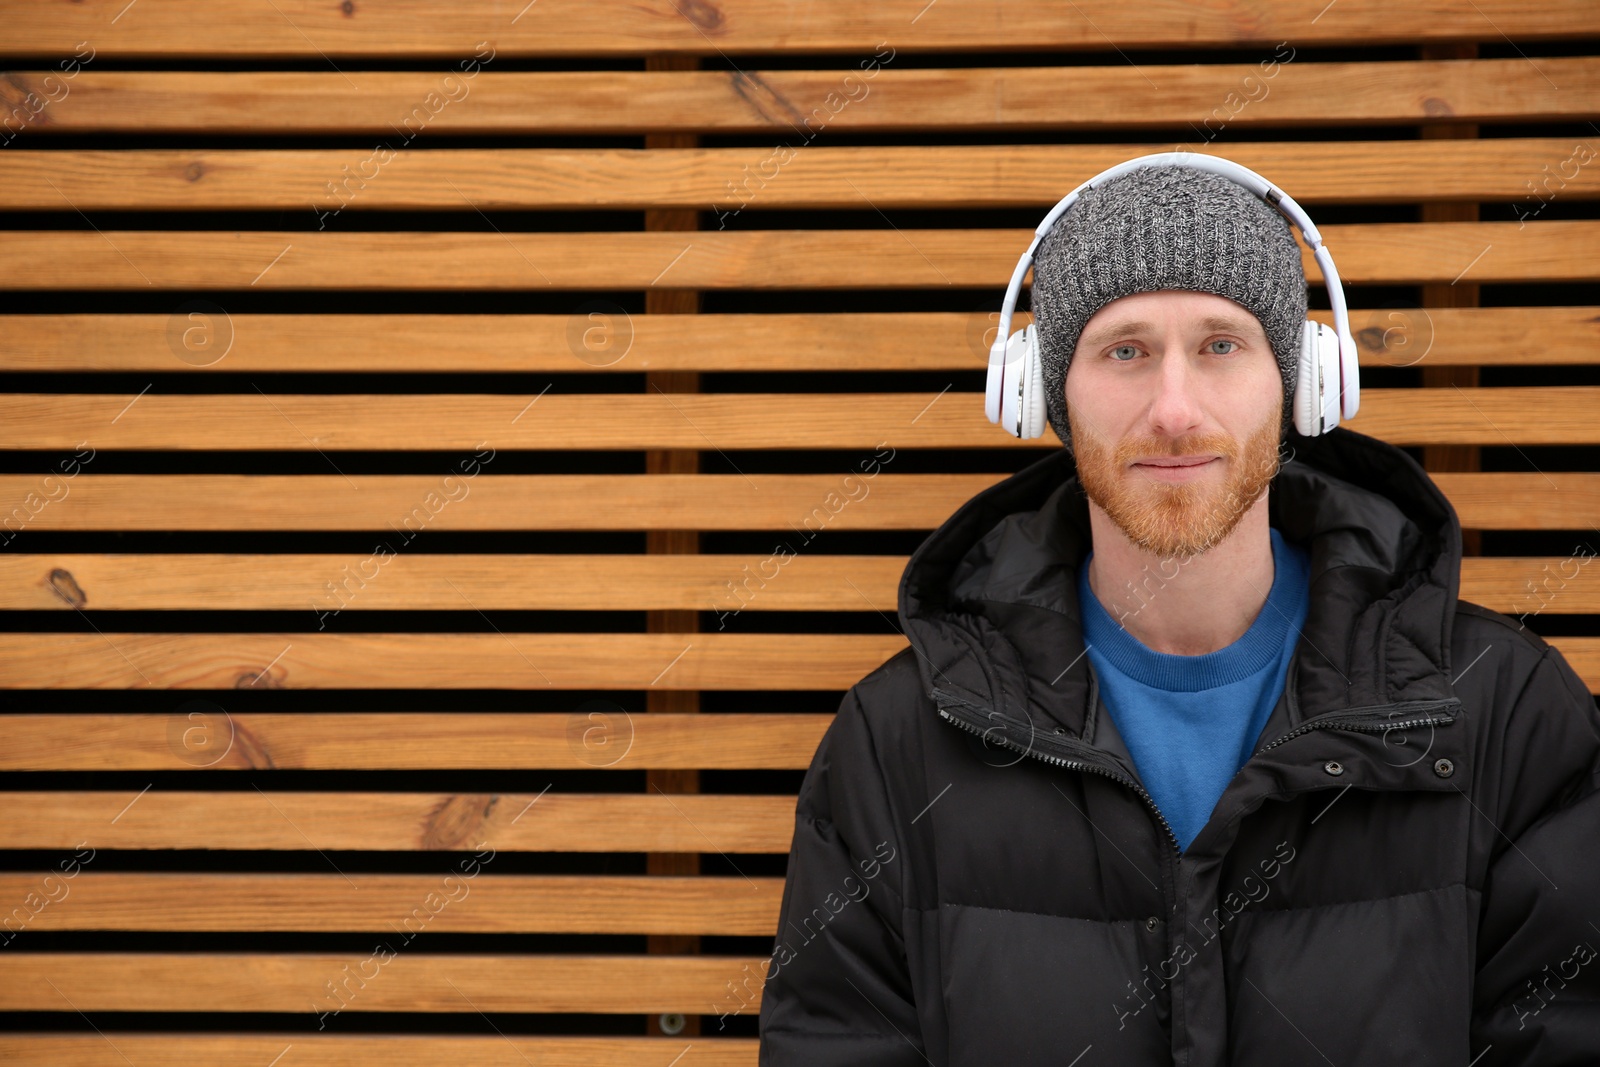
1078, 526, 1309, 692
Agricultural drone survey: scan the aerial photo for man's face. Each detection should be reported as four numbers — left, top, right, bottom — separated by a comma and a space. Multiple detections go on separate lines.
1064, 289, 1287, 560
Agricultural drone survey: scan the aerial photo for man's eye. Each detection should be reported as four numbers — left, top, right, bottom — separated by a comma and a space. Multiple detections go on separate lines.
1208, 339, 1238, 355
1109, 345, 1140, 362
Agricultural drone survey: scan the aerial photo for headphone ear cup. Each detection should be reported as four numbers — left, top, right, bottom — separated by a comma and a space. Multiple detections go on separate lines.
997, 327, 1028, 436
1338, 326, 1360, 421
1316, 320, 1344, 433
1019, 325, 1047, 439
1293, 320, 1341, 436
985, 334, 1006, 425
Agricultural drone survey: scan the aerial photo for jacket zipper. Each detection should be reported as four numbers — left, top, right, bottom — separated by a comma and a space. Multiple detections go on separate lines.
936, 697, 1183, 854
1254, 697, 1463, 753
936, 693, 1464, 854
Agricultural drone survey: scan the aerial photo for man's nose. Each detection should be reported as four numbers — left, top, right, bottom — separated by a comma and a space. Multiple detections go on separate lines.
1146, 348, 1205, 438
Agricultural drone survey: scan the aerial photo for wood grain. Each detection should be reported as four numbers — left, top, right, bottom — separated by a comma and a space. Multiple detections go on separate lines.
0, 632, 1594, 691
7, 140, 1598, 211
2, 473, 1596, 531
1, 554, 1591, 614
0, 790, 798, 852
3, 387, 1599, 449
0, 632, 908, 689
3, 307, 1594, 373
0, 952, 773, 1013
0, 871, 785, 934
0, 1036, 755, 1067
0, 222, 1594, 290
4, 60, 1594, 134
3, 0, 1590, 57
0, 712, 834, 770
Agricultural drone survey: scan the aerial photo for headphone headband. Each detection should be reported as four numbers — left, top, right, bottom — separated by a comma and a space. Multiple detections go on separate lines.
987, 152, 1358, 428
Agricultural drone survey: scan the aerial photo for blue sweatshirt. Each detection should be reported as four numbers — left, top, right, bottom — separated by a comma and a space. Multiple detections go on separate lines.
1077, 527, 1310, 852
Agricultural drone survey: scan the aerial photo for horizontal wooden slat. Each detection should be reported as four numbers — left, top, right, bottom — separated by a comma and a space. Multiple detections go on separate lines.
5, 388, 1600, 449
0, 473, 996, 531
0, 952, 767, 1014
8, 140, 1600, 212
1330, 306, 1600, 368
0, 632, 1595, 692
0, 554, 904, 612
2, 473, 1597, 531
0, 872, 783, 935
3, 307, 1595, 373
0, 633, 904, 689
1430, 474, 1600, 532
2, 554, 1596, 616
4, 222, 1592, 290
5, 60, 1595, 135
3, 0, 1588, 58
1252, 388, 1600, 446
1462, 556, 1600, 614
0, 1035, 755, 1067
24, 550, 636, 611
11, 392, 990, 450
0, 713, 832, 770
0, 791, 796, 852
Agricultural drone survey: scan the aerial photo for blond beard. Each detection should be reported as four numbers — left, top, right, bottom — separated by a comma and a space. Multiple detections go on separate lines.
1067, 404, 1286, 560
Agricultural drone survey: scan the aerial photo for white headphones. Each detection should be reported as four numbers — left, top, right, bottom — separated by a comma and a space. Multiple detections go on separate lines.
985, 152, 1360, 441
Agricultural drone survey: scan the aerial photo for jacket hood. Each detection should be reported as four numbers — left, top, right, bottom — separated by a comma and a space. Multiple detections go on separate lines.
898, 427, 1464, 740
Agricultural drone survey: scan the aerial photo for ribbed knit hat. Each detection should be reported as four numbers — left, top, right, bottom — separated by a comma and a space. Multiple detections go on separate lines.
1030, 164, 1308, 453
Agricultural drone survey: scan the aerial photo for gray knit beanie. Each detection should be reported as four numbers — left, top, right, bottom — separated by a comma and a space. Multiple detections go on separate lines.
1030, 164, 1308, 453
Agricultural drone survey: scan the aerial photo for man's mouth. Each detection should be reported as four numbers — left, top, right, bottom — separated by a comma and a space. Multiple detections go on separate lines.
1126, 454, 1222, 479
1133, 456, 1217, 468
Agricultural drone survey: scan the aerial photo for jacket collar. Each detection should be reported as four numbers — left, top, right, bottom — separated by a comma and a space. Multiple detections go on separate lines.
898, 427, 1464, 742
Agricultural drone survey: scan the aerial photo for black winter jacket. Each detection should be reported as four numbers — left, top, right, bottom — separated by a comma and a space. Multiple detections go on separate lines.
758, 427, 1600, 1065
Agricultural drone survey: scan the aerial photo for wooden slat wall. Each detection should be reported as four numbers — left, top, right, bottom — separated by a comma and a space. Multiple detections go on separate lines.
2, 3, 1598, 1064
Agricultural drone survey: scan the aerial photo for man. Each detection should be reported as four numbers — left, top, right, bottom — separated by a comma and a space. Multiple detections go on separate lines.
757, 164, 1600, 1063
